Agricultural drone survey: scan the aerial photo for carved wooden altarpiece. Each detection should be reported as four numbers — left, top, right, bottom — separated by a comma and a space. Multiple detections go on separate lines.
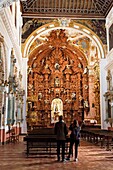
27, 29, 89, 127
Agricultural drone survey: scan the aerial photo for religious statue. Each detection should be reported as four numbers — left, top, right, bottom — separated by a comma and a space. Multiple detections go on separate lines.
71, 92, 76, 100
84, 100, 89, 108
54, 77, 60, 87
38, 92, 42, 100
83, 66, 88, 74
106, 70, 112, 90
55, 62, 60, 70
55, 104, 58, 112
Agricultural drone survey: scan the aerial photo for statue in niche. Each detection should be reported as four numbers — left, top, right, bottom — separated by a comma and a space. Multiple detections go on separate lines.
106, 70, 112, 90
54, 62, 60, 70
51, 98, 63, 123
44, 63, 49, 70
38, 92, 42, 100
28, 102, 32, 111
84, 100, 89, 108
83, 66, 88, 74
78, 63, 82, 68
55, 104, 58, 112
54, 102, 61, 122
54, 77, 60, 87
14, 66, 17, 76
66, 64, 70, 69
71, 92, 76, 100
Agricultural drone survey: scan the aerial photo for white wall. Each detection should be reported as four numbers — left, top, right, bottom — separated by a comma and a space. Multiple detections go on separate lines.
102, 7, 113, 129
21, 57, 28, 133
100, 59, 107, 129
0, 1, 26, 132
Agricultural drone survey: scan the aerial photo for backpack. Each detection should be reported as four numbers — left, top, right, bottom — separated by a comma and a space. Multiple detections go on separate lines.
72, 127, 80, 140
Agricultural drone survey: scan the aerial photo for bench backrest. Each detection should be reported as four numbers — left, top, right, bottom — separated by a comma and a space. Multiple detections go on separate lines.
28, 128, 55, 136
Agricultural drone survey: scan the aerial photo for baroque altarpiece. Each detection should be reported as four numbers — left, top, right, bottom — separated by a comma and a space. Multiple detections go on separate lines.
27, 29, 89, 127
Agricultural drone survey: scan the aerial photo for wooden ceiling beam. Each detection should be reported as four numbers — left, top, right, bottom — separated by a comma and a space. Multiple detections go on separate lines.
20, 0, 113, 18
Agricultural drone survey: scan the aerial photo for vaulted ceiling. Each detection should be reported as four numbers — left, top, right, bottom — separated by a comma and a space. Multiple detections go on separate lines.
21, 0, 113, 19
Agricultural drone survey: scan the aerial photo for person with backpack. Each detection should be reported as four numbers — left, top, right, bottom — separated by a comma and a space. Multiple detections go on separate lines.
66, 119, 80, 162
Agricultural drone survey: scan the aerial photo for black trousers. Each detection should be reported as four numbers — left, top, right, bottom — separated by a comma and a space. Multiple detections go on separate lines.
57, 140, 65, 161
68, 139, 80, 159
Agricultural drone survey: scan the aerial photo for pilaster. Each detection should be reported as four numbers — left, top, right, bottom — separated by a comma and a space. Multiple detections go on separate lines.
0, 8, 22, 67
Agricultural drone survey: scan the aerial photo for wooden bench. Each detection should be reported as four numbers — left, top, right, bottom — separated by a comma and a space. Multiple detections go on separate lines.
6, 128, 19, 143
81, 128, 113, 151
24, 128, 70, 157
10, 130, 19, 143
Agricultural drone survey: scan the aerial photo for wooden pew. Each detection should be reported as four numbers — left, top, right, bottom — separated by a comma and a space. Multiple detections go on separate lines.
81, 128, 113, 151
10, 129, 19, 143
24, 128, 70, 157
6, 128, 19, 143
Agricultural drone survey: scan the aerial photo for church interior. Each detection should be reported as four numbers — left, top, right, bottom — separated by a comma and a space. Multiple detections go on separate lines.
0, 0, 113, 169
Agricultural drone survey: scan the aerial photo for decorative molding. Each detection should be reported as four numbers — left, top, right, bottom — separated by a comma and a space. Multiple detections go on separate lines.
0, 8, 22, 67
105, 48, 113, 70
0, 33, 8, 80
0, 0, 18, 10
106, 7, 113, 29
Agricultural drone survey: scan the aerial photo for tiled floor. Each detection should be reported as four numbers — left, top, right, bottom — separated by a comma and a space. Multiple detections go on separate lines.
0, 137, 113, 170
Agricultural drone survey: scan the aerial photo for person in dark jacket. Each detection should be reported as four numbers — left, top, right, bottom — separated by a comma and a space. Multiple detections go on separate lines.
54, 115, 68, 162
66, 119, 80, 162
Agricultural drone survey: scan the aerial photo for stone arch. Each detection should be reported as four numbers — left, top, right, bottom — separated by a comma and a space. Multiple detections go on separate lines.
27, 29, 89, 126
22, 19, 105, 60
25, 19, 105, 125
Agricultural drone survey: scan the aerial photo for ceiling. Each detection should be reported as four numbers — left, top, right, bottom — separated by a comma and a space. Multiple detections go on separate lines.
21, 0, 113, 19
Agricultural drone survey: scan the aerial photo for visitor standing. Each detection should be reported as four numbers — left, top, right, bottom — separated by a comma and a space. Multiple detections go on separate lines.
66, 119, 80, 162
54, 115, 68, 162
